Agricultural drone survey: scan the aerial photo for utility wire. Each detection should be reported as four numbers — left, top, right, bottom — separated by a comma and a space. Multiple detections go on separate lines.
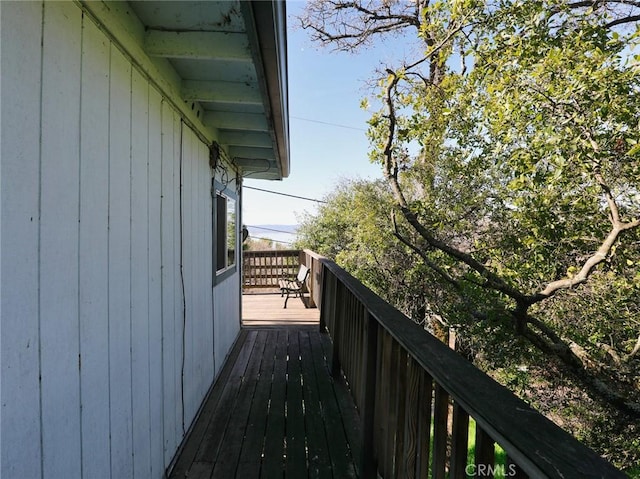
249, 235, 293, 245
246, 225, 298, 235
244, 185, 327, 204
291, 115, 367, 132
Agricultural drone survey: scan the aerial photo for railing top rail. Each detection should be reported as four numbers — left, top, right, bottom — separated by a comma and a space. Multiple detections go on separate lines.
302, 249, 326, 261
243, 249, 300, 256
319, 258, 624, 479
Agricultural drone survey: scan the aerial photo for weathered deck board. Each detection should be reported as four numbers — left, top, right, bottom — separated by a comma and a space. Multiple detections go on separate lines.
169, 326, 360, 478
260, 328, 287, 478
235, 330, 278, 477
299, 331, 334, 479
242, 292, 319, 326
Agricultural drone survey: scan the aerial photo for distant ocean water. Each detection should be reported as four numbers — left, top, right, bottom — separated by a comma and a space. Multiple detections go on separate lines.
246, 225, 298, 246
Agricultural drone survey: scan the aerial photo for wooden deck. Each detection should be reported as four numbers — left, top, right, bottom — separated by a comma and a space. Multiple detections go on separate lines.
168, 326, 361, 478
242, 291, 320, 327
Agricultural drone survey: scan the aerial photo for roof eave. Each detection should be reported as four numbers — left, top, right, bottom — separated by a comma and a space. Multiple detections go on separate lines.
241, 1, 290, 179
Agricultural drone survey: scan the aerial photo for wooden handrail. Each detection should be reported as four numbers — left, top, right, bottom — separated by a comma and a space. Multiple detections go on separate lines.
242, 248, 325, 306
317, 257, 624, 479
242, 249, 300, 289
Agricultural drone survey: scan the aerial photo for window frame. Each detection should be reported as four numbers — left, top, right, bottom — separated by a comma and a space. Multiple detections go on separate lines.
213, 180, 238, 284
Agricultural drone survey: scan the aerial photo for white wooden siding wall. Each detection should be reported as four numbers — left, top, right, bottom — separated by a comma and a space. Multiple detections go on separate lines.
1, 2, 44, 479
213, 276, 242, 376
1, 2, 230, 478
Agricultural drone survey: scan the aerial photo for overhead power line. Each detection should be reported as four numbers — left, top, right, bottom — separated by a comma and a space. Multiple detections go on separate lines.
291, 115, 367, 132
244, 185, 327, 204
246, 225, 298, 235
248, 235, 293, 245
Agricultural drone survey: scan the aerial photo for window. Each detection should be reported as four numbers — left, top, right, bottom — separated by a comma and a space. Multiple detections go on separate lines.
215, 186, 237, 278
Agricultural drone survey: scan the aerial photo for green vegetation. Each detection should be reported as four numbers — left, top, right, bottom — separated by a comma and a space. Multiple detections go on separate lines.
297, 0, 639, 471
465, 420, 508, 479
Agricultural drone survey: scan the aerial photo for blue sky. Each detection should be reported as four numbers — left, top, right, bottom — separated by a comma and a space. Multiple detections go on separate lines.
242, 1, 390, 226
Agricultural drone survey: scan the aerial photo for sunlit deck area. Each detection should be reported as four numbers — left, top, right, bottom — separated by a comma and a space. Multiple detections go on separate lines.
242, 291, 320, 327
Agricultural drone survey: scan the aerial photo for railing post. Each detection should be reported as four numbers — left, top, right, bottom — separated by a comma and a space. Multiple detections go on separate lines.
360, 311, 378, 478
308, 256, 317, 308
319, 265, 328, 333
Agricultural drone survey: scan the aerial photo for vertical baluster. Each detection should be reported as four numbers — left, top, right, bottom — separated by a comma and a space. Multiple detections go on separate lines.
360, 311, 378, 478
394, 350, 408, 479
344, 292, 352, 383
402, 357, 420, 479
275, 250, 278, 287
265, 251, 269, 287
331, 278, 343, 378
341, 291, 349, 379
277, 251, 282, 286
377, 331, 392, 476
264, 252, 268, 287
242, 252, 246, 287
246, 253, 249, 287
329, 274, 337, 333
475, 425, 495, 478
416, 371, 433, 478
450, 403, 469, 479
254, 253, 258, 287
432, 384, 449, 479
271, 250, 276, 287
384, 340, 400, 478
351, 296, 357, 386
355, 304, 365, 408
349, 298, 357, 405
373, 324, 384, 477
349, 296, 358, 407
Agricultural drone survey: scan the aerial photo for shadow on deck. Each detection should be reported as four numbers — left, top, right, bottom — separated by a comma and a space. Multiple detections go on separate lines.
169, 294, 360, 479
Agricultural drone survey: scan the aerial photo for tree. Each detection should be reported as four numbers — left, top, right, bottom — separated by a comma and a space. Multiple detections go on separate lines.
299, 0, 640, 469
295, 178, 450, 321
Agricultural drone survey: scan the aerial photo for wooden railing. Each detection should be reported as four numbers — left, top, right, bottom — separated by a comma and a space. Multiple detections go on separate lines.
243, 249, 324, 308
242, 249, 300, 289
314, 257, 624, 479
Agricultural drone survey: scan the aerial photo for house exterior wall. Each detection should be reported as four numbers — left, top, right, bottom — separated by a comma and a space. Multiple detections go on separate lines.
213, 271, 242, 377
1, 2, 241, 478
